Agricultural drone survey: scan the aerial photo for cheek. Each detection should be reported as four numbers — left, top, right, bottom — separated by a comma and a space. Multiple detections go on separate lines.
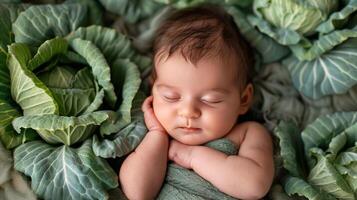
203, 108, 238, 135
153, 98, 174, 130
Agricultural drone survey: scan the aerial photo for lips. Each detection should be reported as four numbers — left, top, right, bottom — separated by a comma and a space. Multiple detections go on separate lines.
178, 127, 201, 133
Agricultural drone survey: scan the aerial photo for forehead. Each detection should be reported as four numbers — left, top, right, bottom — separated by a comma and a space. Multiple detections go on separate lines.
154, 53, 238, 90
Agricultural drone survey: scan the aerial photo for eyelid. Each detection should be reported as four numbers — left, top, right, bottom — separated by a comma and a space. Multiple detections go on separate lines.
161, 92, 180, 102
164, 95, 180, 99
201, 97, 223, 104
163, 92, 179, 98
163, 96, 180, 102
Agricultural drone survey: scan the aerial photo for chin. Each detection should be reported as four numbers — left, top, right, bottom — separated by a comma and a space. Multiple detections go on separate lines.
179, 139, 205, 146
169, 129, 222, 145
173, 134, 210, 146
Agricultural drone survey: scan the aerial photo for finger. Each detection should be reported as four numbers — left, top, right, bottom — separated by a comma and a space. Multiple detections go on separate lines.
144, 109, 162, 131
142, 96, 154, 113
141, 97, 165, 131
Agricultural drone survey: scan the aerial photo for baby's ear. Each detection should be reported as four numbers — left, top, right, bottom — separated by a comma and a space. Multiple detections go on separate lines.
238, 83, 254, 115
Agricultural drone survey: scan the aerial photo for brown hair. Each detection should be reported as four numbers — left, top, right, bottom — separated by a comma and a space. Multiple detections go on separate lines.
151, 4, 254, 90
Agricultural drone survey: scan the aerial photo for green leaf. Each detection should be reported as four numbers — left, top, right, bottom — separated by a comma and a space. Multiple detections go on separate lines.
93, 112, 146, 158
251, 0, 357, 60
69, 38, 117, 108
98, 0, 162, 24
253, 0, 338, 37
274, 121, 305, 178
0, 3, 28, 53
336, 151, 357, 166
289, 27, 357, 61
130, 6, 172, 54
83, 89, 105, 114
71, 67, 95, 89
227, 7, 290, 64
284, 176, 336, 200
344, 162, 357, 192
284, 38, 357, 99
14, 139, 118, 200
94, 91, 147, 158
65, 0, 104, 25
246, 14, 302, 46
12, 111, 108, 146
253, 52, 357, 131
299, 85, 357, 129
67, 25, 151, 71
0, 4, 13, 53
253, 63, 305, 129
0, 125, 21, 150
278, 111, 357, 199
0, 3, 28, 100
8, 43, 59, 116
38, 66, 99, 116
316, 0, 357, 34
302, 112, 357, 168
50, 88, 96, 116
154, 0, 203, 8
330, 85, 357, 111
113, 59, 141, 121
0, 99, 39, 149
28, 37, 69, 71
308, 155, 354, 199
100, 59, 141, 135
0, 99, 20, 149
13, 3, 87, 46
73, 67, 104, 114
327, 133, 347, 157
39, 65, 102, 116
59, 50, 87, 65
0, 53, 10, 100
37, 66, 76, 89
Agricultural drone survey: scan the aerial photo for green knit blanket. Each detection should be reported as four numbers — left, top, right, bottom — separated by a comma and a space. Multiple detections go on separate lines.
157, 138, 239, 200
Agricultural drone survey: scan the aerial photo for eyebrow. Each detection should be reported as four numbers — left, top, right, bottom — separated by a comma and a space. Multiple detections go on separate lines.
156, 84, 229, 94
156, 84, 178, 90
208, 88, 230, 94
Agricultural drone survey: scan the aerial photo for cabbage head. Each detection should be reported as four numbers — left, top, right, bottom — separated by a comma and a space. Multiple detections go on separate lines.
255, 0, 339, 35
7, 39, 110, 146
275, 112, 357, 199
0, 2, 149, 199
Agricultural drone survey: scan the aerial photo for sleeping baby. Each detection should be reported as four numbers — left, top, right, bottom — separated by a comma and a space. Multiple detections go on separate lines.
119, 4, 274, 200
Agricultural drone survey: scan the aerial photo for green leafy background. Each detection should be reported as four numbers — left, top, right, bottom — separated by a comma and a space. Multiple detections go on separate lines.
1, 0, 357, 200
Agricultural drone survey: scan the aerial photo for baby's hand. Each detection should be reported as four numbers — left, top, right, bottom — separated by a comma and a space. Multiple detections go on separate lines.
169, 140, 194, 169
142, 96, 166, 133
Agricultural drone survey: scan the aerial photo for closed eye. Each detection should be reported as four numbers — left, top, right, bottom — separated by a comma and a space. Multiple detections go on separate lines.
163, 96, 180, 102
201, 99, 223, 104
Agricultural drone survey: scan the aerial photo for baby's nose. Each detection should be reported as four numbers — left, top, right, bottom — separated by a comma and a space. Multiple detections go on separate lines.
178, 102, 201, 119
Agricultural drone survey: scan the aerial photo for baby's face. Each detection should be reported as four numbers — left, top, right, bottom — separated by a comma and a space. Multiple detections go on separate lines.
152, 53, 247, 145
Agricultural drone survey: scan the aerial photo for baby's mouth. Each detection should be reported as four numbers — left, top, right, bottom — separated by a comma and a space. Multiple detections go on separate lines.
178, 127, 201, 133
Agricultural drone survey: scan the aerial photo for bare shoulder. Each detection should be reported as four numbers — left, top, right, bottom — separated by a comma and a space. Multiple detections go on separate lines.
225, 121, 272, 149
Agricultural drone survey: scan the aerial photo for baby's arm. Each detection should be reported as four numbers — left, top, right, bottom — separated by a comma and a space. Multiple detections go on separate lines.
170, 122, 274, 199
119, 96, 169, 200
